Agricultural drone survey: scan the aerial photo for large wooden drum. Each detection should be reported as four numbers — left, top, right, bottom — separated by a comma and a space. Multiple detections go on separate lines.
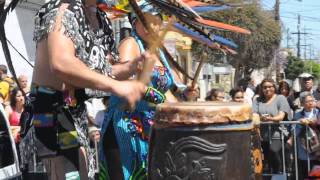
148, 102, 262, 180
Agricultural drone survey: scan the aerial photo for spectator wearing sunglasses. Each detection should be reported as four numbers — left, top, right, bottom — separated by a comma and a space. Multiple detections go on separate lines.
252, 78, 292, 174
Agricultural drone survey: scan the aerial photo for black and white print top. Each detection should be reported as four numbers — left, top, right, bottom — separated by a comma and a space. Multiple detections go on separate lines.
33, 0, 117, 97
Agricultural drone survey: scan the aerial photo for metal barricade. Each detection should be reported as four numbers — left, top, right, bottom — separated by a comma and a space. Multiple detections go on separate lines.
260, 121, 320, 180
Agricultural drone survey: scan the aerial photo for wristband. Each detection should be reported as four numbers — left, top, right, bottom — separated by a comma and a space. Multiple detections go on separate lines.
144, 87, 166, 104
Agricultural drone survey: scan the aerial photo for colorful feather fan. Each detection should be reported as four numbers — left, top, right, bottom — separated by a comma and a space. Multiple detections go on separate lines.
97, 0, 251, 51
173, 22, 238, 48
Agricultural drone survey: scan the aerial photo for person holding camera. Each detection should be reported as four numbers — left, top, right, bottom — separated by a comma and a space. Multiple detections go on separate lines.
252, 78, 292, 174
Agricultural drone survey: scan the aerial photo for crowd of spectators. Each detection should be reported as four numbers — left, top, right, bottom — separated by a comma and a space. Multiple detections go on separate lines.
0, 65, 29, 143
205, 74, 320, 179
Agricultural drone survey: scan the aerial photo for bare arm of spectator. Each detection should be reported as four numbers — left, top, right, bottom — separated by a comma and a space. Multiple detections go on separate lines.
4, 103, 12, 119
264, 111, 286, 122
264, 95, 292, 121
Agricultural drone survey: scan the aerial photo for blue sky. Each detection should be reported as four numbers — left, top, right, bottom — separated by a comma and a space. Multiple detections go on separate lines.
261, 0, 320, 59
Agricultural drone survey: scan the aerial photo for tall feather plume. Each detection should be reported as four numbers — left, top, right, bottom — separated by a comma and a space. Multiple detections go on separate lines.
192, 5, 232, 13
182, 0, 222, 6
150, 0, 239, 50
139, 0, 251, 84
173, 22, 238, 48
190, 0, 225, 5
149, 0, 251, 34
0, 0, 27, 97
183, 0, 209, 7
0, 0, 20, 23
104, 0, 250, 52
169, 0, 202, 19
150, 0, 198, 19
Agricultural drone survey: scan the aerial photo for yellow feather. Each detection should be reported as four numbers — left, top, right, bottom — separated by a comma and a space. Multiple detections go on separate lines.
115, 0, 130, 11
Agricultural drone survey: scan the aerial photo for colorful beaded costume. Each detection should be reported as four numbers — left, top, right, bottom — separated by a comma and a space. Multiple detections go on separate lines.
99, 30, 178, 179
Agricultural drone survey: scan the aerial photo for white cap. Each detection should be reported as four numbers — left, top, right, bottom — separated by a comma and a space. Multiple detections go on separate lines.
298, 73, 313, 78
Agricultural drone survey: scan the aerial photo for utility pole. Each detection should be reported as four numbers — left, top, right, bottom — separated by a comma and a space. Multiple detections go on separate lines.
275, 0, 281, 82
286, 28, 290, 48
301, 44, 309, 60
304, 28, 307, 60
275, 0, 280, 21
299, 28, 310, 60
309, 45, 312, 60
297, 14, 301, 58
292, 14, 308, 59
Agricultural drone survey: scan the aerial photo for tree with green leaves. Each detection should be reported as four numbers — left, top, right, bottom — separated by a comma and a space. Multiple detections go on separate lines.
284, 55, 304, 80
192, 1, 281, 81
303, 61, 320, 80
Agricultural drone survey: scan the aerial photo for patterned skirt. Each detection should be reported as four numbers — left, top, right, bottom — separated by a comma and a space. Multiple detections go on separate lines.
99, 97, 155, 180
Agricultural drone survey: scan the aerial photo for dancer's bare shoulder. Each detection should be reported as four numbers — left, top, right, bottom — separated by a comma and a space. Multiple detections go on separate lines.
32, 3, 75, 91
118, 36, 140, 62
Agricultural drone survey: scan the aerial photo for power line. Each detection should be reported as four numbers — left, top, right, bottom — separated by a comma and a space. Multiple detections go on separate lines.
259, 0, 320, 56
281, 16, 320, 23
280, 2, 320, 8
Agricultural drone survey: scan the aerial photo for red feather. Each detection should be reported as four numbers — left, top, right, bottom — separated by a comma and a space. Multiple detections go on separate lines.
196, 18, 251, 34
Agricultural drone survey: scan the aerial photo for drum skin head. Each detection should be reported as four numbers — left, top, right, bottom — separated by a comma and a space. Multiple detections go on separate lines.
155, 102, 252, 125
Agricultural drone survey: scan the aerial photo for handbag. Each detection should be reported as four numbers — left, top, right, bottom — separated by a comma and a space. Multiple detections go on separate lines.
299, 125, 320, 155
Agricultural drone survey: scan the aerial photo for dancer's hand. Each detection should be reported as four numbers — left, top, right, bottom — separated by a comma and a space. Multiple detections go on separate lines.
183, 85, 200, 101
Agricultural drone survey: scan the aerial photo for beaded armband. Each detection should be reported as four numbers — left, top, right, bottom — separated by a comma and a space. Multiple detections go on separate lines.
144, 87, 166, 104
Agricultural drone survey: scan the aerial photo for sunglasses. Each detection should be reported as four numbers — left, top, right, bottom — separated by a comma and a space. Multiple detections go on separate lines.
303, 77, 313, 81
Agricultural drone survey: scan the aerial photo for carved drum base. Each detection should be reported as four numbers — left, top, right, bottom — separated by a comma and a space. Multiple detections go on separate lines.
149, 124, 262, 180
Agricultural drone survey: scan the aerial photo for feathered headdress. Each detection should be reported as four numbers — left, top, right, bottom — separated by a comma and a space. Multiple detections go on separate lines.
97, 0, 251, 53
97, 0, 251, 85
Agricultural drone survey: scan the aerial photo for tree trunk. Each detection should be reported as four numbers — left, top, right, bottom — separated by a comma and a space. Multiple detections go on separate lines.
233, 63, 243, 87
244, 66, 253, 79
